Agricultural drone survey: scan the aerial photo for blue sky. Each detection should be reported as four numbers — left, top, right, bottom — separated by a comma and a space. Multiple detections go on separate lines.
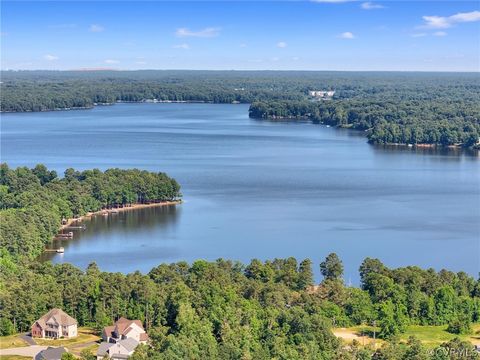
1, 1, 479, 71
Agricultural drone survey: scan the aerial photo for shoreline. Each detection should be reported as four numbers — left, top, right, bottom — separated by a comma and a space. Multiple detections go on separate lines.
253, 116, 476, 150
1, 100, 247, 114
59, 200, 182, 232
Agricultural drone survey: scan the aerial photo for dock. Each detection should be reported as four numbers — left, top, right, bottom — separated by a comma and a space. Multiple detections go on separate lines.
64, 225, 86, 230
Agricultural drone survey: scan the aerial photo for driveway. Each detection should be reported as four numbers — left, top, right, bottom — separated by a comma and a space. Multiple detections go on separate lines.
0, 345, 48, 357
20, 333, 37, 345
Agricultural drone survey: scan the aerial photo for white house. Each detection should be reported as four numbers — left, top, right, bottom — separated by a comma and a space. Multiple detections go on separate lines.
101, 317, 148, 344
96, 338, 139, 360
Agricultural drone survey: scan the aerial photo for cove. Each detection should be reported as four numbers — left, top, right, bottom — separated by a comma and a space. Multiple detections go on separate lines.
1, 103, 478, 282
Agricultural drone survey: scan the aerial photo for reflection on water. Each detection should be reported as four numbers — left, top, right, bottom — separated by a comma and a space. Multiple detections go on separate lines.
373, 144, 479, 159
38, 205, 180, 269
2, 103, 479, 282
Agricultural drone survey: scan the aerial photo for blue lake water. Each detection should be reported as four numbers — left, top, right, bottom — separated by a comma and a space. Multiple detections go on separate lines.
1, 103, 479, 282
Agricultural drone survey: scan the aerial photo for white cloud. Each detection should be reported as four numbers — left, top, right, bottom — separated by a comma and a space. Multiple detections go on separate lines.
89, 24, 104, 32
175, 27, 220, 38
421, 10, 480, 29
239, 43, 247, 48
411, 33, 427, 38
361, 2, 384, 10
173, 43, 190, 49
136, 61, 147, 65
433, 31, 447, 37
292, 56, 300, 61
104, 59, 119, 64
271, 57, 280, 62
338, 32, 355, 39
43, 54, 59, 61
277, 41, 287, 48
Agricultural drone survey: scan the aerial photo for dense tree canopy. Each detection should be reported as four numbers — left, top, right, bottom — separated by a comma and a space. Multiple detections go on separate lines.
0, 164, 181, 261
0, 163, 478, 358
1, 252, 478, 359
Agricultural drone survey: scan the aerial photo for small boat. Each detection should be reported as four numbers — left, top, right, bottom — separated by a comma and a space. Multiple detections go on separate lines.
56, 247, 65, 253
110, 209, 119, 214
102, 211, 109, 216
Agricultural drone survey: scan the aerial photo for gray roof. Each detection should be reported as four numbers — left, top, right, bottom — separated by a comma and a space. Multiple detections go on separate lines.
118, 337, 139, 352
97, 342, 114, 356
36, 347, 67, 360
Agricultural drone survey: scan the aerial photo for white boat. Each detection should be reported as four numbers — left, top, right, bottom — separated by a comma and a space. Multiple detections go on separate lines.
56, 247, 65, 253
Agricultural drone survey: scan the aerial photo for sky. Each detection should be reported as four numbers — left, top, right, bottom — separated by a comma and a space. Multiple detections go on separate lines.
1, 1, 479, 71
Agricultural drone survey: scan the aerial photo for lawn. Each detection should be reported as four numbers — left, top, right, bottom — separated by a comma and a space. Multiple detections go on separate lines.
34, 327, 100, 349
402, 323, 480, 347
0, 356, 31, 360
0, 335, 27, 350
70, 342, 99, 357
334, 323, 480, 348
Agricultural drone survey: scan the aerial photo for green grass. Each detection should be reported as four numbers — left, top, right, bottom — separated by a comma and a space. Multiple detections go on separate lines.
402, 324, 480, 347
0, 356, 31, 360
34, 327, 100, 349
334, 323, 480, 348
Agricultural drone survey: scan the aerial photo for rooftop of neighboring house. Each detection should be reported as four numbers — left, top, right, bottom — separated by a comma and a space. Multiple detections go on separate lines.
97, 342, 114, 357
103, 317, 148, 340
117, 337, 139, 352
34, 308, 77, 328
97, 338, 140, 357
35, 346, 67, 360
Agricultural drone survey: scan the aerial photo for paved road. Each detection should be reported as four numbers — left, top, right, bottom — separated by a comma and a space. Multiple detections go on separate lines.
20, 333, 37, 345
0, 345, 48, 357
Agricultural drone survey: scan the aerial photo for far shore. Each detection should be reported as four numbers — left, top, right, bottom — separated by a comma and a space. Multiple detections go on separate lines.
58, 200, 182, 232
0, 99, 247, 113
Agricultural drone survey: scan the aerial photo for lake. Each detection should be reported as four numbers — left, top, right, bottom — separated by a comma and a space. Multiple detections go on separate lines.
1, 103, 479, 282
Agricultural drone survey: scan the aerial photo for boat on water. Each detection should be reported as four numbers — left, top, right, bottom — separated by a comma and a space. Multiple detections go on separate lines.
56, 247, 65, 253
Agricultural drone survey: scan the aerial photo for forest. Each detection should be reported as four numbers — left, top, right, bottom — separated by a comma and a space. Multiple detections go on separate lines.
1, 252, 479, 359
0, 165, 479, 359
0, 164, 181, 261
1, 70, 479, 147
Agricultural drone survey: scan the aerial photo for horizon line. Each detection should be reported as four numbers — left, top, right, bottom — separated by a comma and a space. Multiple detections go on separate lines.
1, 68, 480, 74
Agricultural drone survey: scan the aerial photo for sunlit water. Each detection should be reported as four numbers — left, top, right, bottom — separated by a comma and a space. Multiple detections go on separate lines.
1, 103, 479, 282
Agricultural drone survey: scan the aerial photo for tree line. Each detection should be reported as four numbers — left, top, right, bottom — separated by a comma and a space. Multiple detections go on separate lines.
2, 70, 478, 148
0, 163, 478, 358
249, 96, 480, 147
0, 164, 181, 261
1, 252, 478, 359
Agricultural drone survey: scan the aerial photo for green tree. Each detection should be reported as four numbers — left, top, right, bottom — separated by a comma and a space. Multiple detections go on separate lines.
320, 253, 344, 281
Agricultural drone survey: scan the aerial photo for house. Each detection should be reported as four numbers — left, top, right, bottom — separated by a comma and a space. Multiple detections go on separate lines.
102, 317, 148, 344
308, 90, 335, 100
31, 309, 77, 339
35, 347, 67, 360
96, 338, 139, 360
